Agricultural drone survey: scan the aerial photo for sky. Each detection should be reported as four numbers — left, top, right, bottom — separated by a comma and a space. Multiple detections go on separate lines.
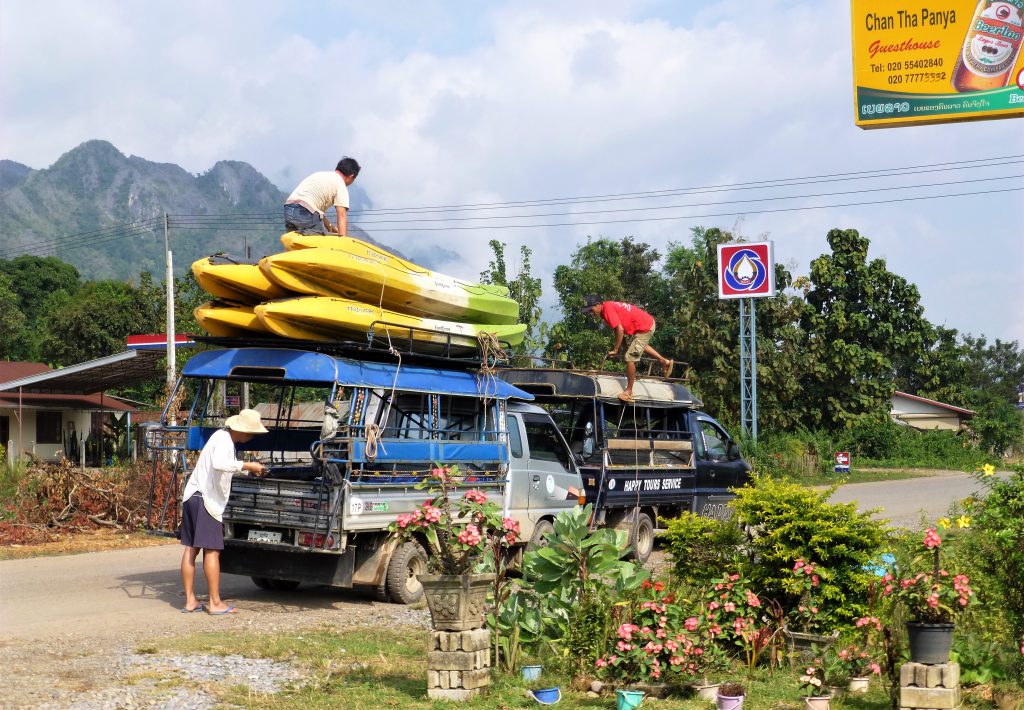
1, 0, 1022, 345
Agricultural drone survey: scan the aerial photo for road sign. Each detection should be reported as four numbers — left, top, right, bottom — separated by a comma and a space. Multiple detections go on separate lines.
717, 242, 776, 300
226, 395, 240, 408
835, 451, 851, 473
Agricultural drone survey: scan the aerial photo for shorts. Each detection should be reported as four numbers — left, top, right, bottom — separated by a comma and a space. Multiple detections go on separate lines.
180, 494, 224, 550
284, 202, 328, 235
624, 324, 655, 363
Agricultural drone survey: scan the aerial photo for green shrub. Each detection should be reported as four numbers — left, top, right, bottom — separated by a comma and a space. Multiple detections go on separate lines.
731, 476, 888, 627
660, 511, 745, 588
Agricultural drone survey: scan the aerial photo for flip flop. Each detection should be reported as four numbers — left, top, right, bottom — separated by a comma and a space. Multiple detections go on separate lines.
617, 391, 634, 403
180, 604, 205, 614
663, 359, 675, 378
206, 606, 238, 616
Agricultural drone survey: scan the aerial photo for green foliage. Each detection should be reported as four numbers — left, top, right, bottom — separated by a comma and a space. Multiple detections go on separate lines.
731, 476, 887, 626
838, 418, 990, 469
661, 511, 745, 588
970, 399, 1024, 456
479, 240, 545, 360
0, 272, 26, 357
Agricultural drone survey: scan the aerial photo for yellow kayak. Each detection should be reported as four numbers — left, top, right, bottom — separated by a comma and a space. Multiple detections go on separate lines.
194, 302, 271, 337
192, 255, 291, 305
255, 296, 526, 353
261, 238, 518, 325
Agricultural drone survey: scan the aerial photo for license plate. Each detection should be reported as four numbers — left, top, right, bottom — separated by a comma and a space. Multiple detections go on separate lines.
247, 529, 282, 543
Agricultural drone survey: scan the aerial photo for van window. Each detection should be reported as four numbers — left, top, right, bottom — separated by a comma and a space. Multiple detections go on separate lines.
506, 415, 524, 459
523, 417, 571, 469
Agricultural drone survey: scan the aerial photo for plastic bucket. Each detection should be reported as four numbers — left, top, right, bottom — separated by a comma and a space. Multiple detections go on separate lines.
521, 665, 542, 681
716, 694, 744, 710
531, 687, 561, 705
617, 688, 645, 710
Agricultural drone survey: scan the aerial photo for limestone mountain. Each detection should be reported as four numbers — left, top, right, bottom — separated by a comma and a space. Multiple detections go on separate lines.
0, 140, 382, 281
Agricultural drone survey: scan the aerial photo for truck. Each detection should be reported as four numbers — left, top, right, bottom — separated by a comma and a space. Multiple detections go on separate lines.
146, 346, 749, 602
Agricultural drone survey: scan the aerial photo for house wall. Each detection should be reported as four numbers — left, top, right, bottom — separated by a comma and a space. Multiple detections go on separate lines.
889, 396, 966, 432
0, 407, 94, 463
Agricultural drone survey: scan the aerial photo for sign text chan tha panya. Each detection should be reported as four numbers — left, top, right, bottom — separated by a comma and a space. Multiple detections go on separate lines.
851, 0, 1024, 128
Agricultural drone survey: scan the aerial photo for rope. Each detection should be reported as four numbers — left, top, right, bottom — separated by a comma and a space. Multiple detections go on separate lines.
364, 422, 381, 461
363, 268, 401, 462
476, 332, 508, 435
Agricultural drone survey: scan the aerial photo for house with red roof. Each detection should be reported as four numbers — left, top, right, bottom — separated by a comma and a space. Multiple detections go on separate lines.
890, 391, 975, 432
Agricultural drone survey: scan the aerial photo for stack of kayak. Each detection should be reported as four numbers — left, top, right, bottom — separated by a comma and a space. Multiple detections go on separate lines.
192, 234, 525, 355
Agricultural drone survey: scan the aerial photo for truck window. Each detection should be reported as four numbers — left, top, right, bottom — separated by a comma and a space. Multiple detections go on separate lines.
523, 418, 571, 469
506, 415, 524, 459
382, 393, 433, 440
436, 395, 485, 440
697, 420, 729, 459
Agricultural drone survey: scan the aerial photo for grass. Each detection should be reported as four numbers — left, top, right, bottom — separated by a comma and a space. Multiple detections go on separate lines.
794, 467, 935, 487
144, 625, 898, 709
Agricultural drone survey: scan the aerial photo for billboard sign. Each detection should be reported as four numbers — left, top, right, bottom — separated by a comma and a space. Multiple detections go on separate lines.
717, 242, 776, 300
851, 0, 1024, 128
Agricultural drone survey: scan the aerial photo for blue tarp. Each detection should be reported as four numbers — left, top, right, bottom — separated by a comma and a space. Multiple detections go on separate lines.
182, 348, 532, 400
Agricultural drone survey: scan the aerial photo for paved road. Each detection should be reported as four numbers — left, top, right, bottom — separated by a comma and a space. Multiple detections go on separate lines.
823, 470, 991, 529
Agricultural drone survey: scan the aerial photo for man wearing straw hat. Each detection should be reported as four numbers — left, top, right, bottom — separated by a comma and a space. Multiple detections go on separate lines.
179, 409, 267, 615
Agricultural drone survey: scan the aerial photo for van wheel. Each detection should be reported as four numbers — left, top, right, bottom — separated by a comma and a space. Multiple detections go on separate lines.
632, 513, 655, 563
387, 541, 427, 605
527, 520, 555, 551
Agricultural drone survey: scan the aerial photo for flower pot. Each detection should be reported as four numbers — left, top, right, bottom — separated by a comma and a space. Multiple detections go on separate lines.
616, 688, 645, 710
530, 686, 561, 705
695, 682, 721, 702
716, 692, 744, 710
783, 629, 840, 667
418, 572, 495, 631
827, 686, 846, 699
521, 664, 542, 682
905, 622, 954, 664
804, 696, 831, 710
847, 676, 870, 694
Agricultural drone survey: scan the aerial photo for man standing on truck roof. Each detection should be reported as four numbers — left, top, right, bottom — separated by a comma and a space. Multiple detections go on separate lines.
179, 409, 267, 615
284, 157, 361, 236
582, 296, 674, 403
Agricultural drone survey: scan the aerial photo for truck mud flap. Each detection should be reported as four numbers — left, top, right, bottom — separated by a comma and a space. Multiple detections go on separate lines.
221, 541, 355, 587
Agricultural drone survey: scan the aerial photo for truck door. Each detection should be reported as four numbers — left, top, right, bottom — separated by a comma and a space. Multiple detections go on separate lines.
521, 413, 581, 522
693, 417, 744, 517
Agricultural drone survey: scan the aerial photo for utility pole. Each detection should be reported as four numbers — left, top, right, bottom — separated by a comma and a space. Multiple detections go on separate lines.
164, 213, 176, 412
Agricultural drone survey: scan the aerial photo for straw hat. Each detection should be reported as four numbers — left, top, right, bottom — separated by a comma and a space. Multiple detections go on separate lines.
224, 408, 268, 434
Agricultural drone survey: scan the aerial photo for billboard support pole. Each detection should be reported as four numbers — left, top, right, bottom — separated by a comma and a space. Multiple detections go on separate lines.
740, 297, 758, 440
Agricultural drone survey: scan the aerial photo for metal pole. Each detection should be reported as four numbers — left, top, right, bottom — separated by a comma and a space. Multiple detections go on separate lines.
750, 298, 758, 441
739, 298, 758, 440
164, 213, 176, 422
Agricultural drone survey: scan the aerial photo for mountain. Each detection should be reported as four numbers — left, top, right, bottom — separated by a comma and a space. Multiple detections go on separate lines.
0, 141, 385, 281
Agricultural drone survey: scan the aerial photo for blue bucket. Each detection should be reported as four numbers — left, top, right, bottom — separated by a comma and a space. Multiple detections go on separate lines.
521, 665, 542, 681
530, 687, 561, 705
616, 688, 645, 710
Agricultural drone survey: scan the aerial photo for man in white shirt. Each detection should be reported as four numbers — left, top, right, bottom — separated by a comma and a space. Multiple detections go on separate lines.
284, 157, 361, 236
179, 409, 267, 615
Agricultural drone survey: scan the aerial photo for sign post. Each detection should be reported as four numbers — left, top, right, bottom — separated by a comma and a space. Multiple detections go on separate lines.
835, 451, 852, 474
718, 242, 776, 440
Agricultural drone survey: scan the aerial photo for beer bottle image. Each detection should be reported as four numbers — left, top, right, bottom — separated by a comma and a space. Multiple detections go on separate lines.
952, 0, 1024, 92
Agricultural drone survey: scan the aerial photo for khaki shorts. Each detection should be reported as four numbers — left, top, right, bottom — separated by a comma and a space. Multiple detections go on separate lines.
624, 324, 654, 363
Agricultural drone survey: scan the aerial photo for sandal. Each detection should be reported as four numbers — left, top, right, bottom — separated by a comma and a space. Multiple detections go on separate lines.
617, 391, 634, 403
662, 359, 675, 378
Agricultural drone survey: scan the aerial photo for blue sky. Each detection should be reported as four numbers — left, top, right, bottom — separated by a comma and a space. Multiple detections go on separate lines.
0, 0, 1021, 345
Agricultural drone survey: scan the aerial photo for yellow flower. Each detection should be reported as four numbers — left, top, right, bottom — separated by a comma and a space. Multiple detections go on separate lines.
956, 515, 970, 529
937, 517, 951, 530
982, 464, 995, 477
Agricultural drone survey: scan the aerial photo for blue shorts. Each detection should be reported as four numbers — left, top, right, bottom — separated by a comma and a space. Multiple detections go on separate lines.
284, 202, 328, 235
180, 494, 224, 550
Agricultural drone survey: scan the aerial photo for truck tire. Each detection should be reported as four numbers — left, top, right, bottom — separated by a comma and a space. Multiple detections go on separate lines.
387, 541, 427, 605
527, 519, 555, 552
268, 579, 301, 591
251, 576, 273, 590
615, 511, 655, 563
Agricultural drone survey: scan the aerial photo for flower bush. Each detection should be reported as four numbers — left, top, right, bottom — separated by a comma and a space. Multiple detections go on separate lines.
784, 558, 829, 633
388, 464, 519, 575
830, 616, 883, 679
881, 526, 974, 624
798, 658, 827, 697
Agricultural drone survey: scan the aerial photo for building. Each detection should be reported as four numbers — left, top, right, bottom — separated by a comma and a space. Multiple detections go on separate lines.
890, 391, 975, 432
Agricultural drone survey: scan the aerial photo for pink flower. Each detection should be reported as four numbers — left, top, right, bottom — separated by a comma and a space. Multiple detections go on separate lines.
745, 590, 761, 607
595, 658, 608, 668
724, 602, 736, 612
869, 662, 881, 675
502, 517, 520, 533
709, 601, 720, 610
617, 623, 639, 640
463, 489, 488, 504
923, 528, 942, 549
457, 524, 482, 546
684, 617, 699, 631
811, 575, 820, 587
729, 573, 741, 581
794, 559, 805, 571
422, 505, 442, 523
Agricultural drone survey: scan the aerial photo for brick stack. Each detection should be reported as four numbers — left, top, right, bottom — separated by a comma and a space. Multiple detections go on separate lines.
899, 662, 961, 709
426, 628, 492, 700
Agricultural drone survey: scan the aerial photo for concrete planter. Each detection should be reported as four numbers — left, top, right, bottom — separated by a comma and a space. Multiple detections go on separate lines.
419, 573, 495, 631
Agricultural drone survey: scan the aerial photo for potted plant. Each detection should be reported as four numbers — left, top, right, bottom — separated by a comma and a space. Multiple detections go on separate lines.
881, 526, 974, 664
829, 616, 883, 693
799, 658, 830, 710
782, 559, 839, 666
388, 464, 520, 630
716, 681, 745, 710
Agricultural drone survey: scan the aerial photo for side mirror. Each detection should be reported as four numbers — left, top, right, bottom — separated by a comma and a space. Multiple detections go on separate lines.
582, 436, 594, 458
727, 441, 742, 460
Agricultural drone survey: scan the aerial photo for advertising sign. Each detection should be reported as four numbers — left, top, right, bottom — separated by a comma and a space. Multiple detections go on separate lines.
851, 0, 1024, 128
835, 451, 851, 473
717, 242, 776, 300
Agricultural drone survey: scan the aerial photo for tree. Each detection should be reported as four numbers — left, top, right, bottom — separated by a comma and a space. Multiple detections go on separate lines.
479, 241, 544, 360
798, 229, 931, 429
0, 255, 81, 360
0, 273, 26, 358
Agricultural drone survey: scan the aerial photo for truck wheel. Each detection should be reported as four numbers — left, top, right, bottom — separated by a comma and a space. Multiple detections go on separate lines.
387, 541, 427, 605
251, 576, 273, 590
632, 512, 655, 563
527, 519, 555, 551
268, 579, 300, 591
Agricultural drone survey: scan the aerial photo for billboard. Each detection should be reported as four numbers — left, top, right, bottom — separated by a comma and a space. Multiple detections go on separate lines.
851, 0, 1024, 128
717, 242, 776, 300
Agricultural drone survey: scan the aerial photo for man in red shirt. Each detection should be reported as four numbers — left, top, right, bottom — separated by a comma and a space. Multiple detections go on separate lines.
582, 296, 674, 402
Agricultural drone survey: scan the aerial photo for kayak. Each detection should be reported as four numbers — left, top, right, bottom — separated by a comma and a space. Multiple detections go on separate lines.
260, 238, 518, 325
192, 255, 291, 305
194, 301, 271, 337
255, 296, 526, 352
